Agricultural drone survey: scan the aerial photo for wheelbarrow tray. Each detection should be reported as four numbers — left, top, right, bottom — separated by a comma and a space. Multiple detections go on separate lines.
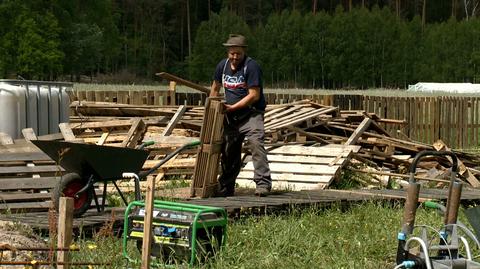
31, 140, 149, 181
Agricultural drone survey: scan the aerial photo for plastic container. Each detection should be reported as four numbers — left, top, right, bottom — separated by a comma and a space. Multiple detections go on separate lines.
0, 83, 27, 139
0, 80, 72, 138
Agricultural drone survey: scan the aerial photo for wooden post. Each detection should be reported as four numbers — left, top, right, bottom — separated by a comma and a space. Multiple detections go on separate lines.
168, 81, 176, 106
141, 176, 155, 269
57, 197, 73, 269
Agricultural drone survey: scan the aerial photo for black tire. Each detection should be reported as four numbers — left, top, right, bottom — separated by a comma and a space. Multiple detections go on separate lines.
52, 173, 93, 217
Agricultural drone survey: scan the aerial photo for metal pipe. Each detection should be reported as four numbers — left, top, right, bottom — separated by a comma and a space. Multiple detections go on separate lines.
444, 181, 463, 227
122, 172, 141, 201
409, 151, 458, 177
401, 182, 420, 235
138, 140, 200, 179
459, 236, 472, 261
405, 237, 433, 269
0, 247, 79, 251
0, 261, 110, 266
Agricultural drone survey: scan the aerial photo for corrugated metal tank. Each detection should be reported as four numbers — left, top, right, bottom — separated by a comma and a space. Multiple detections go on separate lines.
0, 83, 27, 139
0, 80, 72, 138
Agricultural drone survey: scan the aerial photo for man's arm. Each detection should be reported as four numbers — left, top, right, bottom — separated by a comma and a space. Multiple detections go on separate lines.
210, 80, 221, 97
224, 87, 260, 113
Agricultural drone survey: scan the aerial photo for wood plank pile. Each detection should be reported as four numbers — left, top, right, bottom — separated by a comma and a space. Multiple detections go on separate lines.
261, 101, 480, 189
2, 97, 480, 212
0, 134, 66, 213
69, 99, 480, 189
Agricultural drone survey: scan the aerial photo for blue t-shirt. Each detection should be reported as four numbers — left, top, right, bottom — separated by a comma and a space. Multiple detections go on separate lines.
213, 56, 266, 113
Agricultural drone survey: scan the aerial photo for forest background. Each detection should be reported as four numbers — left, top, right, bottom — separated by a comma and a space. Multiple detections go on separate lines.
1, 0, 480, 89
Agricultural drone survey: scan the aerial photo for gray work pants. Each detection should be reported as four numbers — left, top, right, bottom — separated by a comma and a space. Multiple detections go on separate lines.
217, 112, 272, 196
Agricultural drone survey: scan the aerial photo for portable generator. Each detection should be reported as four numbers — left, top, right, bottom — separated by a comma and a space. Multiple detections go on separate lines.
122, 200, 227, 267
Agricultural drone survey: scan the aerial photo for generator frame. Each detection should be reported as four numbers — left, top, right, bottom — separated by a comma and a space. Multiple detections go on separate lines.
122, 200, 227, 267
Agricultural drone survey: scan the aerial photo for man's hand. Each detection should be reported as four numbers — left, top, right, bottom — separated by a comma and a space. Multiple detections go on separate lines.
224, 103, 234, 113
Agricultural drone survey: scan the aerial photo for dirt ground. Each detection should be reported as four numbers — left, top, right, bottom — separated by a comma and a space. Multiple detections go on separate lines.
0, 220, 49, 268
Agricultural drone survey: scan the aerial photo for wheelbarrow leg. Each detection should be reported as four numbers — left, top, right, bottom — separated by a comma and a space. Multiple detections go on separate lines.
77, 175, 102, 212
91, 185, 101, 212
101, 181, 108, 211
112, 180, 129, 206
75, 174, 95, 199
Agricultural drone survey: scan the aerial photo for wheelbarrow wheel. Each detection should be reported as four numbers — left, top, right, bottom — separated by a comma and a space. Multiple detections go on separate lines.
52, 173, 93, 217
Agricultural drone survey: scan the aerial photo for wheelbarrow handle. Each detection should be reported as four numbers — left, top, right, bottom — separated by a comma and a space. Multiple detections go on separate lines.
186, 140, 201, 148
136, 140, 155, 150
138, 140, 201, 179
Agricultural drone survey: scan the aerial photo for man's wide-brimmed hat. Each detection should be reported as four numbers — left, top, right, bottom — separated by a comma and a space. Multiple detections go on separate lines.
223, 34, 248, 47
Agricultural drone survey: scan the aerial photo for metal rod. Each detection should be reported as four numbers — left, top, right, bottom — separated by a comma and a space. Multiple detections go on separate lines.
445, 181, 463, 227
0, 261, 110, 266
401, 182, 421, 235
0, 247, 79, 251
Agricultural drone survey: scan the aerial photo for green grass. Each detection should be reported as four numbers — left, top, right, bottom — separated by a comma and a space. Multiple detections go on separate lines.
63, 201, 476, 269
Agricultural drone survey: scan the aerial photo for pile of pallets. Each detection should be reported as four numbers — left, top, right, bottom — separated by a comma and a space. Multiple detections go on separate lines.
69, 99, 480, 189
2, 97, 480, 212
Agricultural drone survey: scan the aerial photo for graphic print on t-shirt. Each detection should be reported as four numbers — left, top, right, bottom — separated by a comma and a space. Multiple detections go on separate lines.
223, 74, 246, 90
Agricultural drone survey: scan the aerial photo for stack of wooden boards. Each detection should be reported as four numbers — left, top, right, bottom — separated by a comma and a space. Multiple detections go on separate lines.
1, 98, 480, 213
0, 138, 62, 212
69, 99, 480, 189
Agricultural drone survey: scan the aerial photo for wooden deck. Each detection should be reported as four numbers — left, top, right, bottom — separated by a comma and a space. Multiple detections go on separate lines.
2, 188, 480, 234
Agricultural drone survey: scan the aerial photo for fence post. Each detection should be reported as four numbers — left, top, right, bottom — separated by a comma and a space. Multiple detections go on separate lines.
57, 197, 73, 269
168, 81, 176, 106
141, 176, 155, 269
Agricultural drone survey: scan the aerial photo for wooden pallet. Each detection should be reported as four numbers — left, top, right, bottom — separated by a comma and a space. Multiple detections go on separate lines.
0, 142, 109, 213
190, 97, 224, 198
0, 143, 62, 212
0, 207, 125, 233
236, 144, 360, 190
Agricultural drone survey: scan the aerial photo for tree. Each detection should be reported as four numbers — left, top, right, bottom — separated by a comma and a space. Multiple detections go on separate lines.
11, 6, 63, 79
188, 9, 251, 82
463, 0, 480, 20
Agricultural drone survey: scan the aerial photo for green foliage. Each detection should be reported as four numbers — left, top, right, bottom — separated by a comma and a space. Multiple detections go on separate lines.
2, 2, 480, 87
333, 170, 364, 189
188, 9, 252, 82
0, 1, 63, 79
188, 6, 480, 88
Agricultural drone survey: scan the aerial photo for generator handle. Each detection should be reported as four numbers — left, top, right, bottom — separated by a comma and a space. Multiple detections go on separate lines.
409, 151, 458, 182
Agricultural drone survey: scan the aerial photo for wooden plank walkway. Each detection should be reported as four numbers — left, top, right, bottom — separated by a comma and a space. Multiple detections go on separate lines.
2, 188, 480, 233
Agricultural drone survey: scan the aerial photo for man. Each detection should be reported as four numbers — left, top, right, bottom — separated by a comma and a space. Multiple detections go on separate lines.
210, 34, 272, 197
